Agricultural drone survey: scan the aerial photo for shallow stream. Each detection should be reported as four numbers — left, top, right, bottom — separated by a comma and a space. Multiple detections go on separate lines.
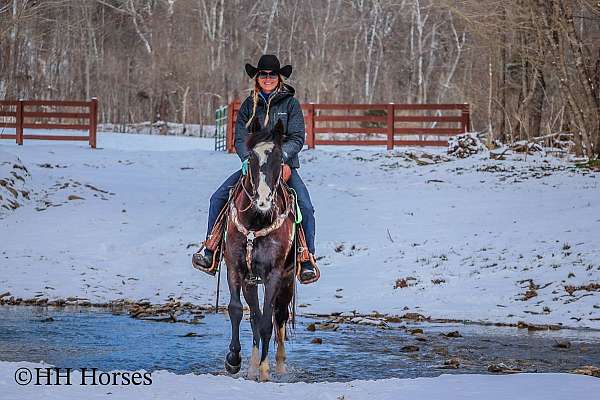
0, 306, 598, 382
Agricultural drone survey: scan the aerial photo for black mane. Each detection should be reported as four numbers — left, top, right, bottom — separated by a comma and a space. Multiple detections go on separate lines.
246, 118, 284, 150
246, 127, 276, 150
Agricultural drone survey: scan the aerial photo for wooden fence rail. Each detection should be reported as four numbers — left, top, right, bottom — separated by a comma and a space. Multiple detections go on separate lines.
0, 98, 98, 148
224, 101, 470, 152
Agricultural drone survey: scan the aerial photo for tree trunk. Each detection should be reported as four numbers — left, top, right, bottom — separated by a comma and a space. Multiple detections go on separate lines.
498, 6, 507, 143
529, 71, 545, 137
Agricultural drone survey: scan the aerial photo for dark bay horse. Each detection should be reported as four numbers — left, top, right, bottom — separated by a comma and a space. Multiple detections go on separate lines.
223, 118, 296, 381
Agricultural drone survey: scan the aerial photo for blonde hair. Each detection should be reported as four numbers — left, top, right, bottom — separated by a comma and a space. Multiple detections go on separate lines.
245, 74, 284, 129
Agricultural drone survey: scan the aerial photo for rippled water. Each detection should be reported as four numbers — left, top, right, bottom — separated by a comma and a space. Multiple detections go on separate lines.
0, 306, 599, 382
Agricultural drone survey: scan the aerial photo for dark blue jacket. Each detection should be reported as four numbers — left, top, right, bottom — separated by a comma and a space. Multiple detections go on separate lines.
234, 83, 305, 168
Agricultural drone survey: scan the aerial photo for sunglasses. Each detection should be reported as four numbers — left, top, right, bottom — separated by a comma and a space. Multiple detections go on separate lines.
257, 71, 278, 79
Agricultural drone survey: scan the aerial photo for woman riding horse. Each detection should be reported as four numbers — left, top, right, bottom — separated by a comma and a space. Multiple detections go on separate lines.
193, 54, 318, 283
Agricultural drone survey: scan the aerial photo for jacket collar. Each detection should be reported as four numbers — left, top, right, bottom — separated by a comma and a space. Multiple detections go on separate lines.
254, 83, 296, 105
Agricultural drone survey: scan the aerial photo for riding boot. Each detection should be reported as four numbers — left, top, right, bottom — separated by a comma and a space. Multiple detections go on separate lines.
298, 253, 320, 284
300, 260, 317, 281
192, 249, 216, 276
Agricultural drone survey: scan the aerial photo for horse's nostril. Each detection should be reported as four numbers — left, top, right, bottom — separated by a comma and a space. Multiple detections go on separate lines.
257, 200, 272, 210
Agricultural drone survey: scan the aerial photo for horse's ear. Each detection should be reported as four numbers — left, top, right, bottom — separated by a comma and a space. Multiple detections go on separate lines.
249, 117, 261, 134
273, 118, 285, 146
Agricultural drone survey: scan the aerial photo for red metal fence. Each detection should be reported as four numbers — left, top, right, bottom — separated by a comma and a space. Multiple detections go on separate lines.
225, 101, 470, 152
0, 99, 98, 148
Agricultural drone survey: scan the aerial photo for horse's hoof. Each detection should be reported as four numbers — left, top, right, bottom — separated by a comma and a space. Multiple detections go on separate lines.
225, 352, 241, 374
259, 360, 270, 382
247, 368, 258, 380
275, 363, 287, 375
225, 360, 241, 374
247, 347, 260, 379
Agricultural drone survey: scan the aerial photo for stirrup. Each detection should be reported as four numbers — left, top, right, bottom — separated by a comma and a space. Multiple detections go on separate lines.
191, 243, 219, 276
297, 253, 320, 285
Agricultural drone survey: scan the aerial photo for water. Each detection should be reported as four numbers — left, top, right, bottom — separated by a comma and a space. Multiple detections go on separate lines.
1, 306, 599, 382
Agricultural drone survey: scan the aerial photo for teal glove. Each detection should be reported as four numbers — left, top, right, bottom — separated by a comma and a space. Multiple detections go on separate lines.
241, 159, 249, 175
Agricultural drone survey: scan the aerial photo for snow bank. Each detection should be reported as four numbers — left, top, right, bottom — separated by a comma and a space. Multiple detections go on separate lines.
1, 361, 598, 400
0, 151, 31, 216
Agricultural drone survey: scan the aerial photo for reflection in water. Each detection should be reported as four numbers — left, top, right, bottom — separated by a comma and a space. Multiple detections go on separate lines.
0, 306, 599, 382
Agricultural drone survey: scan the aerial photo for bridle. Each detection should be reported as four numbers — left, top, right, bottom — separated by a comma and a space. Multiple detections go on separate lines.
239, 154, 283, 213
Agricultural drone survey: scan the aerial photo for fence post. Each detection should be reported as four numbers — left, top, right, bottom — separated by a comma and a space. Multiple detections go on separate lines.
386, 103, 394, 150
89, 98, 98, 148
226, 101, 235, 153
16, 100, 24, 145
461, 104, 470, 133
306, 103, 315, 149
225, 102, 231, 152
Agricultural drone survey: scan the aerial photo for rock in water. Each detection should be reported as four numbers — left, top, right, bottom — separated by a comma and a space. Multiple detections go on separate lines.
442, 330, 462, 338
441, 358, 461, 369
488, 363, 522, 374
572, 366, 600, 378
400, 345, 420, 352
554, 340, 571, 349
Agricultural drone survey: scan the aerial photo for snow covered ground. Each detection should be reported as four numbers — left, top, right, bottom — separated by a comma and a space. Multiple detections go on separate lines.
0, 131, 599, 328
1, 361, 598, 400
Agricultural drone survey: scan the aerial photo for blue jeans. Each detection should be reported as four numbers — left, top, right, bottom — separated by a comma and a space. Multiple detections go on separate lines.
207, 169, 316, 254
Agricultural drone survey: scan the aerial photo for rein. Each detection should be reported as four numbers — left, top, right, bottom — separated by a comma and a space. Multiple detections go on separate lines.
239, 171, 254, 213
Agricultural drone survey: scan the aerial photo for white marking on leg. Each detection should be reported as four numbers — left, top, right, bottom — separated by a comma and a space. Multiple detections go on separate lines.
259, 359, 270, 382
248, 346, 260, 380
276, 325, 287, 375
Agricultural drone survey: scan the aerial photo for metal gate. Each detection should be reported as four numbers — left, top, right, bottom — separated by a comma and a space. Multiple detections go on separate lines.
214, 105, 228, 151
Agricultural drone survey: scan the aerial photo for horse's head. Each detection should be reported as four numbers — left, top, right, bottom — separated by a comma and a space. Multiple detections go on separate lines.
245, 118, 285, 213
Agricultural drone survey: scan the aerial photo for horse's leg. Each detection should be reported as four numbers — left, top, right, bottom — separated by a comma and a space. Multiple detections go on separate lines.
274, 276, 293, 375
242, 283, 262, 380
225, 266, 243, 374
258, 273, 281, 382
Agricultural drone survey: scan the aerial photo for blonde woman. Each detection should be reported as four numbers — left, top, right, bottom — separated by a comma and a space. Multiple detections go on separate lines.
193, 55, 317, 283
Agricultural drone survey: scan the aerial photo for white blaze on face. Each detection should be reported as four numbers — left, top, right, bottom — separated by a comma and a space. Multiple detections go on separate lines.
253, 142, 275, 212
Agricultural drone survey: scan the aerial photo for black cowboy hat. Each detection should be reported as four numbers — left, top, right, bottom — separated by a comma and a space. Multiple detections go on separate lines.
245, 54, 292, 79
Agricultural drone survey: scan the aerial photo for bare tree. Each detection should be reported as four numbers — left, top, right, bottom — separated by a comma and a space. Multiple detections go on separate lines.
0, 0, 597, 156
